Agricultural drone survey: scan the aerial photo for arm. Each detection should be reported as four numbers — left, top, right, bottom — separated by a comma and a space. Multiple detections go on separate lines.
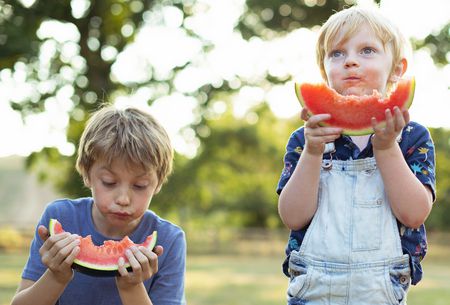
11, 226, 80, 305
278, 109, 342, 230
374, 145, 432, 228
116, 228, 186, 305
372, 108, 433, 228
116, 245, 164, 305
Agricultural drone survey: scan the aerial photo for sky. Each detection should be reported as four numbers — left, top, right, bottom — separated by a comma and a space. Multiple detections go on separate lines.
0, 0, 449, 158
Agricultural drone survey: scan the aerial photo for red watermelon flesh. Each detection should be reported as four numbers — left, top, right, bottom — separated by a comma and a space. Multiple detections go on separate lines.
294, 77, 415, 135
48, 218, 157, 277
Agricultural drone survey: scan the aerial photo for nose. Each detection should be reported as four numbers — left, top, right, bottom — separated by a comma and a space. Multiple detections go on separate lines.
344, 53, 359, 68
116, 187, 131, 206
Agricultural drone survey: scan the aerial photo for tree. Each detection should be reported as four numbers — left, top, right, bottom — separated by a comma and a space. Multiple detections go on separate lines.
152, 102, 299, 228
426, 128, 450, 230
412, 22, 450, 67
1, 0, 449, 228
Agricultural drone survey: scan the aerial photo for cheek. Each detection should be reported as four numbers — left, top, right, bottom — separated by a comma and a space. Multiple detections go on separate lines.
91, 187, 110, 210
324, 64, 339, 84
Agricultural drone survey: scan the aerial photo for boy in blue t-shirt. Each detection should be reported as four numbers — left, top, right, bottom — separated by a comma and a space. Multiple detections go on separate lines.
12, 106, 186, 305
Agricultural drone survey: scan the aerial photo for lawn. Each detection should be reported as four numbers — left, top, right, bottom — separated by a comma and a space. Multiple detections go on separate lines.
1, 232, 449, 305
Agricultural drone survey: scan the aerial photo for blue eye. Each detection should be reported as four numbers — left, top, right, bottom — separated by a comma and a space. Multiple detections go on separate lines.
361, 47, 375, 55
330, 50, 344, 58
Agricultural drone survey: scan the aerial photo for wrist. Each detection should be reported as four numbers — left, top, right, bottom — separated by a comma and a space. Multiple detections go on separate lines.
46, 269, 73, 286
116, 282, 152, 305
303, 145, 325, 157
373, 143, 400, 157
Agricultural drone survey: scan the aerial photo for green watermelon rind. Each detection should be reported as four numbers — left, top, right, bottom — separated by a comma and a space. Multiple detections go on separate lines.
294, 77, 415, 136
48, 218, 157, 276
48, 218, 58, 236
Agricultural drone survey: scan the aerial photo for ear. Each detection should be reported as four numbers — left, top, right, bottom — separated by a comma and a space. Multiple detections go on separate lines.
390, 58, 408, 82
83, 175, 91, 188
154, 184, 162, 195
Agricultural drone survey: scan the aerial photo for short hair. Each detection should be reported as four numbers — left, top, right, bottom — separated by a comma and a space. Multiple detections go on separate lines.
316, 6, 407, 83
76, 106, 173, 188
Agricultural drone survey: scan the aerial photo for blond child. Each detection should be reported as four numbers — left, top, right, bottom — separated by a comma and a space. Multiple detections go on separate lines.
277, 6, 435, 305
12, 106, 186, 305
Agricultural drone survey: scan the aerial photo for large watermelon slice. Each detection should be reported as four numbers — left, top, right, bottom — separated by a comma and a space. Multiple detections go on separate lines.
48, 218, 157, 277
294, 77, 415, 135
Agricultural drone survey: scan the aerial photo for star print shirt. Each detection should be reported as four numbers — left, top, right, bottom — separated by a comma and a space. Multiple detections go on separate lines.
277, 121, 436, 285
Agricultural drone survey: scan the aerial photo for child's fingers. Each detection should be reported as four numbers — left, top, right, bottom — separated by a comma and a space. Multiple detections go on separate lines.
309, 127, 342, 137
393, 107, 406, 131
38, 225, 50, 242
117, 257, 129, 277
63, 244, 80, 266
305, 114, 331, 128
40, 232, 70, 254
140, 246, 159, 274
138, 246, 159, 273
402, 109, 410, 124
40, 234, 79, 265
55, 238, 80, 263
384, 109, 394, 132
125, 248, 142, 274
128, 246, 153, 276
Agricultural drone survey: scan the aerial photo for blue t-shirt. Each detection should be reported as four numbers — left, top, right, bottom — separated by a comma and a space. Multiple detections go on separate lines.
22, 197, 186, 305
277, 121, 436, 285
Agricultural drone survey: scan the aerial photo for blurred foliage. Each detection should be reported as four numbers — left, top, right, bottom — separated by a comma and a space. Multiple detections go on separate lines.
412, 22, 450, 67
153, 103, 299, 228
426, 128, 450, 230
238, 0, 366, 38
0, 226, 24, 251
0, 0, 449, 229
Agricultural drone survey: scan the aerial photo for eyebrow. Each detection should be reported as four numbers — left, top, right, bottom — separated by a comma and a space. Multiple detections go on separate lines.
99, 166, 150, 178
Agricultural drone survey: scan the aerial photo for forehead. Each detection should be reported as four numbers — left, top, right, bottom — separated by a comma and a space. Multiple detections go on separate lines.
330, 23, 382, 48
95, 158, 152, 177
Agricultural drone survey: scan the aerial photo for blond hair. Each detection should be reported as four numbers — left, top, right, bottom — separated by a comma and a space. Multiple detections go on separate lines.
76, 106, 173, 188
316, 6, 407, 83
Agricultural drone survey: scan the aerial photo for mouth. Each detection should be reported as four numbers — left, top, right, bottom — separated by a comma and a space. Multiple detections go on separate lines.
112, 212, 131, 218
344, 76, 360, 81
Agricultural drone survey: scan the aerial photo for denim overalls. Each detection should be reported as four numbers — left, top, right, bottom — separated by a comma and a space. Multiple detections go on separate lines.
287, 157, 411, 305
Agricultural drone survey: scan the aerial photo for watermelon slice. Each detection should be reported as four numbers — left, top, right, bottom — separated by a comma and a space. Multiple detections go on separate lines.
48, 218, 157, 277
294, 77, 415, 135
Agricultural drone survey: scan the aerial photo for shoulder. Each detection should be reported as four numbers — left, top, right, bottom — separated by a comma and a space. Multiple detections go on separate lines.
399, 121, 435, 155
140, 211, 185, 246
41, 197, 93, 230
400, 121, 433, 144
284, 126, 306, 153
141, 211, 186, 266
288, 126, 305, 142
45, 197, 92, 213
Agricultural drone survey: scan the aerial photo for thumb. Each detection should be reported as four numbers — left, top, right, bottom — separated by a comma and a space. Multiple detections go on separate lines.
38, 225, 50, 242
153, 245, 164, 257
300, 108, 310, 121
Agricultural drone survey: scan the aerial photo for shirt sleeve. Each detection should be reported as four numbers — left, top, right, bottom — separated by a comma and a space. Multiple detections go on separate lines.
400, 122, 436, 201
276, 128, 305, 195
21, 204, 53, 281
149, 229, 186, 305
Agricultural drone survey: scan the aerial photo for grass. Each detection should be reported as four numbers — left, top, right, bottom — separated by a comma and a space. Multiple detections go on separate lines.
1, 232, 450, 305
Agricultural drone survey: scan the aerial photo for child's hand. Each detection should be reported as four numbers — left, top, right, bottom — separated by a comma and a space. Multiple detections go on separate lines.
301, 108, 342, 156
371, 107, 409, 151
38, 225, 80, 284
115, 245, 164, 289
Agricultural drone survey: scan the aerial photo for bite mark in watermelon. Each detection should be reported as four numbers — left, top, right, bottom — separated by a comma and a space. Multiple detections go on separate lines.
48, 218, 157, 277
294, 77, 415, 135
